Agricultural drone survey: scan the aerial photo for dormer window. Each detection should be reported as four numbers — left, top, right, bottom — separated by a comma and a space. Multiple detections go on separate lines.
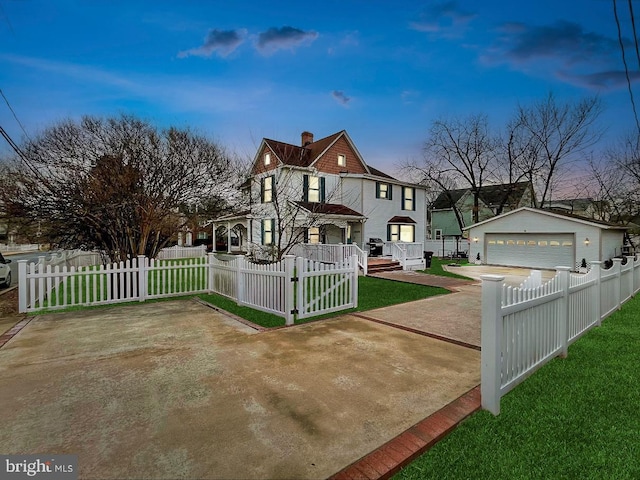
338, 154, 346, 167
264, 152, 271, 166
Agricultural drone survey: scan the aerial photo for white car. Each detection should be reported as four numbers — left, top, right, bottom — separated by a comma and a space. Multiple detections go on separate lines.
0, 252, 12, 287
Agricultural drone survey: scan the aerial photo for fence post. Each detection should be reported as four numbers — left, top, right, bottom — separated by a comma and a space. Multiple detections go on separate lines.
236, 256, 245, 305
351, 254, 359, 308
612, 258, 623, 310
556, 266, 570, 358
284, 255, 296, 326
626, 256, 635, 300
137, 255, 147, 302
480, 274, 505, 416
207, 253, 215, 293
590, 261, 602, 326
18, 260, 27, 313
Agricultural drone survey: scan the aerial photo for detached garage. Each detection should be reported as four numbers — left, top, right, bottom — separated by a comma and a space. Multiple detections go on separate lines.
466, 207, 627, 270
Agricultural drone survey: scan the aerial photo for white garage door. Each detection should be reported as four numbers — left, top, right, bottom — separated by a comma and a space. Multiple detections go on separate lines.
486, 233, 575, 269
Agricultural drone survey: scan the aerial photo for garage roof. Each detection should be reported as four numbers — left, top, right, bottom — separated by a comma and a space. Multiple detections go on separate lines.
463, 207, 628, 230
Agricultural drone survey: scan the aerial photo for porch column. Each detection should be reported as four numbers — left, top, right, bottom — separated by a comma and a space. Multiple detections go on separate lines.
227, 222, 232, 253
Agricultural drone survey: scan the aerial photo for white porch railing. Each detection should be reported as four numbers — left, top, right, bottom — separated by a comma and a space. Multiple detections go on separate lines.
481, 256, 640, 415
292, 243, 368, 275
157, 244, 207, 259
19, 253, 359, 326
382, 242, 425, 270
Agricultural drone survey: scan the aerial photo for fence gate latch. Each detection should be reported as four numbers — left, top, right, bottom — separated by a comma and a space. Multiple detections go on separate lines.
290, 276, 298, 282
290, 309, 298, 315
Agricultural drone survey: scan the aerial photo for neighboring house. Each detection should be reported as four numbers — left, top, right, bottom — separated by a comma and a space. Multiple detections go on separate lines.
213, 130, 426, 259
430, 182, 536, 240
466, 207, 628, 270
545, 198, 611, 221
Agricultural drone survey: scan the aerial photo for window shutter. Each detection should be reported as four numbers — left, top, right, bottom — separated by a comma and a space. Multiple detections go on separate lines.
260, 177, 265, 203
320, 177, 326, 203
401, 187, 406, 210
387, 224, 391, 242
376, 182, 380, 199
261, 220, 265, 245
303, 175, 309, 202
412, 188, 416, 211
388, 184, 393, 200
270, 175, 275, 202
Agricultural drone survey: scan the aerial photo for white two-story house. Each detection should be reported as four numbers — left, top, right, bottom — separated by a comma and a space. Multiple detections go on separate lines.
214, 130, 426, 262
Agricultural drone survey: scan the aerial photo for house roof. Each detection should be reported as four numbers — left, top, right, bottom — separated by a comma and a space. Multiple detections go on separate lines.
388, 216, 416, 224
464, 206, 629, 230
432, 181, 531, 210
259, 130, 400, 181
295, 202, 365, 218
432, 188, 468, 209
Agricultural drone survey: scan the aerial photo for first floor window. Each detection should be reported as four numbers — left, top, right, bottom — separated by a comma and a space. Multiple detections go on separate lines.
388, 224, 415, 242
262, 219, 274, 245
308, 226, 321, 244
434, 229, 443, 240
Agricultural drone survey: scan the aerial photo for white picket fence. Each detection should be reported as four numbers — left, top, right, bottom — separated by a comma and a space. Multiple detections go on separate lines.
18, 253, 358, 326
481, 256, 640, 415
0, 243, 40, 252
156, 244, 207, 259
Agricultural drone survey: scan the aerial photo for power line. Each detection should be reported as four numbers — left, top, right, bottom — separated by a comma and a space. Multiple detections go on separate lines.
628, 0, 640, 69
0, 88, 30, 141
613, 0, 640, 135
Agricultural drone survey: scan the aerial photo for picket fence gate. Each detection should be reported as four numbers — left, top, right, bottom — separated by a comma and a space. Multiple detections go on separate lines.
18, 253, 358, 326
481, 256, 640, 415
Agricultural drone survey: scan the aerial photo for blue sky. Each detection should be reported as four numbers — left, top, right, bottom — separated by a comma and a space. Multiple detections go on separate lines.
0, 0, 638, 174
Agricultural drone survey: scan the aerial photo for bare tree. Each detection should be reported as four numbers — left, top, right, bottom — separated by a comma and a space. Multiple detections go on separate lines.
510, 93, 603, 208
406, 114, 498, 229
2, 115, 237, 262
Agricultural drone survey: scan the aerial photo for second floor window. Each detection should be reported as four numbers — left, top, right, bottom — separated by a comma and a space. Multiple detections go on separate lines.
261, 175, 274, 203
303, 175, 325, 203
402, 186, 415, 211
264, 152, 271, 166
376, 182, 393, 200
338, 154, 346, 167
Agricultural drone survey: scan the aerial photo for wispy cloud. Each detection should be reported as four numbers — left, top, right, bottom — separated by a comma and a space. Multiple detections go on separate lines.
256, 26, 318, 54
481, 20, 634, 90
331, 90, 351, 105
178, 29, 246, 58
410, 1, 476, 37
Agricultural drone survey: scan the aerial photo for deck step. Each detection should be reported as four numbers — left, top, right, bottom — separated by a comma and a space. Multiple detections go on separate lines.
367, 260, 403, 274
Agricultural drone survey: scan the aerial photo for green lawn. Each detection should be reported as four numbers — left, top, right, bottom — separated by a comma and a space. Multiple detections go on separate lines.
394, 294, 640, 480
198, 275, 449, 328
418, 256, 473, 280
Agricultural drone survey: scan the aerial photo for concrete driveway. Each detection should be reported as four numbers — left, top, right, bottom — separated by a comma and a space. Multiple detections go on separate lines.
445, 264, 557, 286
0, 299, 480, 480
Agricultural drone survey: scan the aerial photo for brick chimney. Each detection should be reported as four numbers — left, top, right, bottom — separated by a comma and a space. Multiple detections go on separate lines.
301, 131, 314, 146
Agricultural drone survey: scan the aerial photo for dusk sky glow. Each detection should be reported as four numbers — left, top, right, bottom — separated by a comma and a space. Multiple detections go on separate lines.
1, 0, 639, 174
